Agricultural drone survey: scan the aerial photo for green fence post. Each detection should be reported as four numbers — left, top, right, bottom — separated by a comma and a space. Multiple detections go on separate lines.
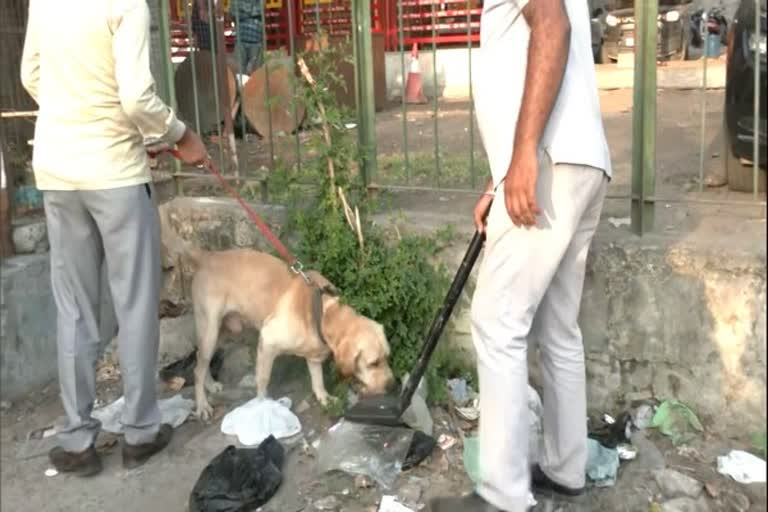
630, 0, 657, 235
352, 0, 377, 187
158, 0, 182, 189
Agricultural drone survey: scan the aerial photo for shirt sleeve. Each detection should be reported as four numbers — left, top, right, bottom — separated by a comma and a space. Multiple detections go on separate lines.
111, 0, 187, 144
20, 0, 40, 103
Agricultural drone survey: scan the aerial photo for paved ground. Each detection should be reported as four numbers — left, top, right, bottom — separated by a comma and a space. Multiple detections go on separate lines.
179, 88, 765, 211
1, 347, 766, 512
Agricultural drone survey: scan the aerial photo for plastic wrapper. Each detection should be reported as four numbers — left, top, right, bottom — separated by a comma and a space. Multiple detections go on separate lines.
317, 419, 415, 489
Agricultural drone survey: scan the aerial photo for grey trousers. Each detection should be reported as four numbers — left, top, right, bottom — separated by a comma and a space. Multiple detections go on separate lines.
44, 184, 162, 452
471, 160, 607, 511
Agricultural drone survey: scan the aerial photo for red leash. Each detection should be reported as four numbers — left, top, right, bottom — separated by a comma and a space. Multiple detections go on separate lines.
160, 149, 307, 277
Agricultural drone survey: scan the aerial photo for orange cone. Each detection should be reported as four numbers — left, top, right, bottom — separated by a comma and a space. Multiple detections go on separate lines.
404, 43, 428, 104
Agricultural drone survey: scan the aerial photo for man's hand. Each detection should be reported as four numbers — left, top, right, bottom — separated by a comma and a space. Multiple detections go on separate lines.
473, 191, 494, 233
176, 129, 208, 165
504, 147, 541, 227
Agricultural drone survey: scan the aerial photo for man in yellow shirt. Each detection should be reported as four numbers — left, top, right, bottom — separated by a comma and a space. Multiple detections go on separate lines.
21, 0, 206, 476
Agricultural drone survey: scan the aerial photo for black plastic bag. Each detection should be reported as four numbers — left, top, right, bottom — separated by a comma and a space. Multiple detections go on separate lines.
588, 412, 632, 449
160, 348, 224, 388
189, 436, 284, 512
402, 430, 437, 471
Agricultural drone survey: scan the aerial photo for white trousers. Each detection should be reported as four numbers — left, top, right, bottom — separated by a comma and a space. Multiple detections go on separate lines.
472, 159, 607, 511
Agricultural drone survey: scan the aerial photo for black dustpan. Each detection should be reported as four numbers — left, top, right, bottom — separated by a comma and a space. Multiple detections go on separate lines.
344, 230, 486, 426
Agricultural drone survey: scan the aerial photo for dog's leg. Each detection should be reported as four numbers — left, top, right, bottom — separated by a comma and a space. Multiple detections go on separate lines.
194, 306, 223, 422
255, 341, 278, 400
307, 359, 330, 406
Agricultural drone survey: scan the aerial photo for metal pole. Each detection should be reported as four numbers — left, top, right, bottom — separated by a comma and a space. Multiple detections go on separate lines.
158, 0, 177, 108
186, 0, 202, 134
753, 0, 761, 199
286, 0, 301, 174
630, 0, 657, 235
259, 0, 274, 167
207, 0, 225, 164
431, 1, 440, 187
232, 0, 248, 143
159, 0, 182, 184
353, 0, 377, 187
467, 0, 475, 189
399, 0, 410, 184
698, 10, 708, 193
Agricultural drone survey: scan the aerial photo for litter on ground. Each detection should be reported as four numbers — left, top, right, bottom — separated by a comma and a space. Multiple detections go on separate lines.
93, 394, 194, 434
378, 495, 415, 512
220, 397, 300, 446
586, 438, 620, 487
650, 400, 703, 446
716, 450, 767, 484
188, 436, 284, 512
316, 419, 415, 489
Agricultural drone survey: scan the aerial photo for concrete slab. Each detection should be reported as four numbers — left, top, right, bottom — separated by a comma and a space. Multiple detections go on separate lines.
1, 255, 57, 399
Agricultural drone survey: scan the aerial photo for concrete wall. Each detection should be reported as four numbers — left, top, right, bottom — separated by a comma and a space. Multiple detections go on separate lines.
1, 255, 57, 399
159, 197, 766, 435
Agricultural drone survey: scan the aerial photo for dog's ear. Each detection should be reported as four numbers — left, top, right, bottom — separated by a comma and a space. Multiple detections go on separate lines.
333, 336, 361, 378
374, 322, 391, 355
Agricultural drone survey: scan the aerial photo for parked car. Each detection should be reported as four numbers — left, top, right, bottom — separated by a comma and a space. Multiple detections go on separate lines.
722, 0, 767, 192
600, 0, 697, 63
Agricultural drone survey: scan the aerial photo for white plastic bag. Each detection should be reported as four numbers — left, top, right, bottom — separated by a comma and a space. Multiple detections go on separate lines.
221, 397, 301, 446
717, 450, 767, 484
93, 394, 194, 434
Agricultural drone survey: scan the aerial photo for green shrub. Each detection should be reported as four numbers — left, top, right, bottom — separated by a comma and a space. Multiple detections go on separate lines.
266, 37, 473, 404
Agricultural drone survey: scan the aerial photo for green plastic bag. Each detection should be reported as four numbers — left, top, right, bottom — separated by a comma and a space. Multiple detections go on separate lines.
463, 436, 480, 484
650, 399, 703, 445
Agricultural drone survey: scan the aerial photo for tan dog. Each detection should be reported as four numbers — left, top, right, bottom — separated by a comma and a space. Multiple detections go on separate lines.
175, 245, 395, 421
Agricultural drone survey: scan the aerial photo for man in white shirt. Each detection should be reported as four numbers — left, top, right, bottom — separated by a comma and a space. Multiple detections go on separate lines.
21, 0, 206, 476
430, 0, 611, 510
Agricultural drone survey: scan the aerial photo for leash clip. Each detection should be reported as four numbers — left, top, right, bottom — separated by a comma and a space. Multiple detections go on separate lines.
290, 261, 312, 285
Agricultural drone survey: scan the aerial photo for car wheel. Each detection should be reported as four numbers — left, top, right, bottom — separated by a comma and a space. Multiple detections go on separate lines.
723, 120, 767, 193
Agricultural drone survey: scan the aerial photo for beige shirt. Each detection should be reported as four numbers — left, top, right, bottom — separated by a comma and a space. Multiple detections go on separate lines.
474, 0, 612, 186
21, 0, 186, 191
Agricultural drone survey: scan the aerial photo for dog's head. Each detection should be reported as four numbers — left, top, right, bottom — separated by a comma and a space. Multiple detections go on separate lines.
332, 317, 395, 396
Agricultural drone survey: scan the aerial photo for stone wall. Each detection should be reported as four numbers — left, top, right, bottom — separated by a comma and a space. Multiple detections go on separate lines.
3, 195, 764, 434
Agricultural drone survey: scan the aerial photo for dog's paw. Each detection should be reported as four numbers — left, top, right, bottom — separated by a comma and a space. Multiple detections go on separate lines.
195, 402, 215, 422
315, 391, 331, 407
205, 379, 224, 394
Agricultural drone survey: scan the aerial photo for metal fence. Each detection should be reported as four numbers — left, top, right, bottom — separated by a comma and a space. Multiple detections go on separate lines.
1, 0, 765, 238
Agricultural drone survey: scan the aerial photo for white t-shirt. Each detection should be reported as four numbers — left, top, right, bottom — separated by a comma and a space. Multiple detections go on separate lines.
473, 0, 612, 186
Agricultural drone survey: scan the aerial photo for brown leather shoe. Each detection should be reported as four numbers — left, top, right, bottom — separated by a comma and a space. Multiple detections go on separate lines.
49, 445, 103, 477
122, 424, 173, 469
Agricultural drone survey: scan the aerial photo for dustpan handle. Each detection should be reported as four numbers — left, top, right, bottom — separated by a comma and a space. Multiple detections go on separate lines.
398, 229, 486, 412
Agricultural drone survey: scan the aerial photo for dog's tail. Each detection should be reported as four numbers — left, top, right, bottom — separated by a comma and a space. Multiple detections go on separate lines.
159, 209, 205, 268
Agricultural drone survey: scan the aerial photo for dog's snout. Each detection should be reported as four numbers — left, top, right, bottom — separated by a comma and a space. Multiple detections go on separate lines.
385, 377, 398, 394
